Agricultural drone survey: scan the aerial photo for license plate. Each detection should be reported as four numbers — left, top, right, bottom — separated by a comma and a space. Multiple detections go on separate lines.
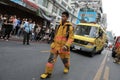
74, 45, 80, 49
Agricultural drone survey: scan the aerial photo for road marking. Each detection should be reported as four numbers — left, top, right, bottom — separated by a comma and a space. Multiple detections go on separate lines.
32, 78, 36, 80
103, 66, 110, 80
107, 53, 110, 57
40, 50, 50, 52
107, 57, 110, 62
93, 52, 108, 80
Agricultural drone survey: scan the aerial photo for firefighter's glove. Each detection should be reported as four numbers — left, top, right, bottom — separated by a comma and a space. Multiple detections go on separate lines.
62, 45, 68, 51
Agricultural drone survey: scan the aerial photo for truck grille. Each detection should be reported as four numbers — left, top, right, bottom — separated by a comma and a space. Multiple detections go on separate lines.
74, 39, 88, 45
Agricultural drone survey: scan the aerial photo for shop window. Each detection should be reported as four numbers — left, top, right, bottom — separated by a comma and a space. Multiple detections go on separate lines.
52, 6, 58, 13
65, 0, 68, 2
68, 7, 72, 11
38, 0, 43, 5
42, 0, 49, 8
31, 0, 35, 1
59, 9, 64, 16
58, 17, 61, 21
61, 1, 67, 7
56, 0, 61, 3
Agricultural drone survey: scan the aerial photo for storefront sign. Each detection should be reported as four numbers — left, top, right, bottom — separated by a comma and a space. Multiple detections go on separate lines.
39, 9, 55, 22
10, 0, 25, 7
25, 3, 37, 11
23, 0, 39, 10
76, 10, 97, 24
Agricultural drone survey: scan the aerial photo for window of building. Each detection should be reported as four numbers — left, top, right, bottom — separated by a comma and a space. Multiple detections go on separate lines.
68, 7, 72, 12
56, 0, 61, 3
42, 0, 49, 8
59, 9, 64, 16
38, 0, 43, 5
65, 0, 68, 2
61, 1, 67, 7
52, 6, 58, 13
57, 17, 61, 21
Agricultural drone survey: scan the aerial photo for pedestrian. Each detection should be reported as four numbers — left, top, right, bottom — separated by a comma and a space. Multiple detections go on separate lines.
3, 16, 13, 41
113, 37, 120, 64
113, 46, 120, 64
42, 27, 50, 41
12, 15, 17, 35
40, 11, 74, 79
47, 28, 55, 43
0, 14, 3, 38
30, 21, 35, 41
35, 24, 41, 41
17, 19, 25, 37
1, 14, 8, 39
23, 18, 32, 45
15, 17, 21, 36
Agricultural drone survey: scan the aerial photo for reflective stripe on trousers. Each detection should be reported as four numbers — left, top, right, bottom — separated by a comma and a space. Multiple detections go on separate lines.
45, 48, 70, 74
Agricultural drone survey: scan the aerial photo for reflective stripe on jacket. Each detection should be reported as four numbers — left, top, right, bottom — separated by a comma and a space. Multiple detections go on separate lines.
51, 21, 74, 51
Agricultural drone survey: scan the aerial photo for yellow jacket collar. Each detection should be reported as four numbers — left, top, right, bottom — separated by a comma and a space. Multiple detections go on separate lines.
60, 21, 72, 26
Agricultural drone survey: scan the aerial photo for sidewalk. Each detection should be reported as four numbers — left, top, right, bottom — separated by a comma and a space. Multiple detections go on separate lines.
1, 36, 49, 44
11, 36, 23, 40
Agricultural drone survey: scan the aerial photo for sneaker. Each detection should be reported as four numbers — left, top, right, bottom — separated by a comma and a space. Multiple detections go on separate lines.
40, 73, 51, 79
64, 67, 69, 74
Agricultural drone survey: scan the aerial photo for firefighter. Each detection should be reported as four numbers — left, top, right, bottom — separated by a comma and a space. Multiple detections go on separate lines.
40, 11, 74, 79
113, 46, 120, 64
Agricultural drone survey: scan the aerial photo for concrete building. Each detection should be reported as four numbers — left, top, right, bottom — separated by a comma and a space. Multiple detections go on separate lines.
106, 31, 115, 43
71, 0, 106, 25
26, 0, 80, 28
0, 0, 80, 28
0, 0, 48, 26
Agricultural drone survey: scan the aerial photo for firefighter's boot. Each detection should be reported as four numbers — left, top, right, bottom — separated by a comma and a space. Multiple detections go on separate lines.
40, 73, 51, 79
64, 67, 69, 74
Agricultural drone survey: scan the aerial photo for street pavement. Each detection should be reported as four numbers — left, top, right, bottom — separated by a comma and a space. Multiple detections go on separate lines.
0, 40, 120, 80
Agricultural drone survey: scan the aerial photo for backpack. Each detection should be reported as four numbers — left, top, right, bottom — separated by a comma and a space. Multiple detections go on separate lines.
55, 24, 70, 39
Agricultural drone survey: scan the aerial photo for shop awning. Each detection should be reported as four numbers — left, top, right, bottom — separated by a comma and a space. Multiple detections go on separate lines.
38, 8, 56, 22
23, 0, 39, 9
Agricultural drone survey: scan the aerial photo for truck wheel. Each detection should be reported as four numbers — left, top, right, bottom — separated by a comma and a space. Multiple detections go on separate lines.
98, 48, 103, 54
98, 50, 102, 54
89, 48, 96, 57
89, 52, 95, 57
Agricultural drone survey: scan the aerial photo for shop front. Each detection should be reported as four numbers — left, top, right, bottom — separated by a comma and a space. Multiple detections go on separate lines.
0, 0, 48, 26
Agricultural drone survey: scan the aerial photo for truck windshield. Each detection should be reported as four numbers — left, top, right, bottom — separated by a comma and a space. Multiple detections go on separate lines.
75, 25, 98, 38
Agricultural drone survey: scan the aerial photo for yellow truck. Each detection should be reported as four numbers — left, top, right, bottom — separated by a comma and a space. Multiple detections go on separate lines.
71, 22, 107, 57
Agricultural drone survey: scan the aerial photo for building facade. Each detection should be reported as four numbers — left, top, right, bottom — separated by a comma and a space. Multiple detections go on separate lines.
0, 0, 79, 28
23, 0, 79, 27
106, 31, 115, 43
26, 0, 80, 28
71, 0, 107, 29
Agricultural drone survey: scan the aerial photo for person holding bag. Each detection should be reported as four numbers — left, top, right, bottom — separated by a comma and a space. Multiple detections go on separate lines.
23, 18, 32, 45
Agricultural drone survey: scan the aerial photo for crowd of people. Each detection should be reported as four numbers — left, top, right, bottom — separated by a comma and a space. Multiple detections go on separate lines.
0, 14, 55, 44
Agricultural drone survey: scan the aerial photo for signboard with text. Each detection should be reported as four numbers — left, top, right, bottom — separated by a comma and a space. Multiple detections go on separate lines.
76, 10, 97, 24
